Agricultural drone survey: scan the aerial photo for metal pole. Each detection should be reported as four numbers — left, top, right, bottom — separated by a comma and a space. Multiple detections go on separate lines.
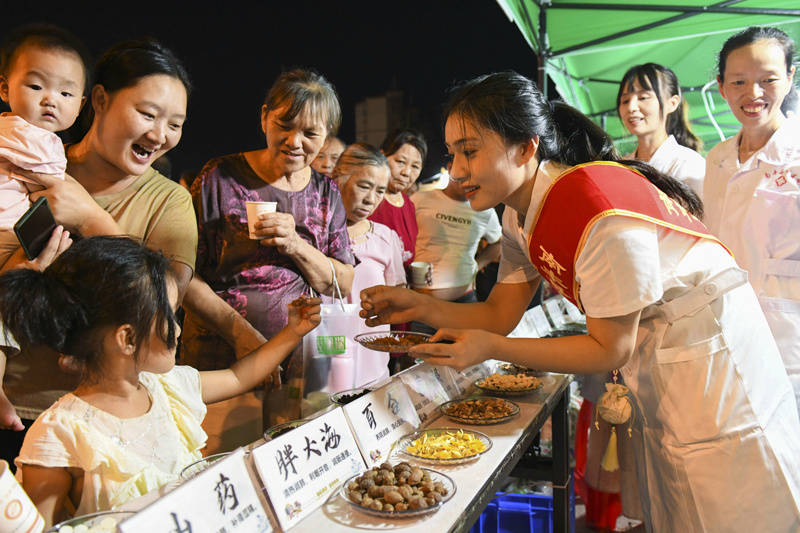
539, 2, 549, 98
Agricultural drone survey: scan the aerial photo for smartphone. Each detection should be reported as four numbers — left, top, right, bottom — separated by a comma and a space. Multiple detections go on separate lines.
13, 197, 57, 260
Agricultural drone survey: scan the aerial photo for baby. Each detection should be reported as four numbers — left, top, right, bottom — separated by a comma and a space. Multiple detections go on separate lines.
0, 24, 89, 266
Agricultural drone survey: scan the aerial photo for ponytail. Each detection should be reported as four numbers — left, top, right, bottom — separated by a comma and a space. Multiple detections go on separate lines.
666, 100, 701, 152
0, 268, 87, 354
445, 71, 703, 218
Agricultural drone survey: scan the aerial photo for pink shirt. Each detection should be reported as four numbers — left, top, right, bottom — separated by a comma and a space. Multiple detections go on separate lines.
0, 114, 66, 229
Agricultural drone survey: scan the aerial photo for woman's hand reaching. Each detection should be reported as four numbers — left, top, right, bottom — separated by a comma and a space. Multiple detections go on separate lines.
409, 328, 498, 370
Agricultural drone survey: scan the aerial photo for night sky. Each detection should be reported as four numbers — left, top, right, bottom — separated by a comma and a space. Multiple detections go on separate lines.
3, 0, 542, 179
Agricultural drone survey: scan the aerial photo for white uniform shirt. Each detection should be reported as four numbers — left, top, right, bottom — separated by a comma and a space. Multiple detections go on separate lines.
413, 189, 502, 289
625, 135, 706, 200
498, 160, 734, 317
703, 117, 800, 383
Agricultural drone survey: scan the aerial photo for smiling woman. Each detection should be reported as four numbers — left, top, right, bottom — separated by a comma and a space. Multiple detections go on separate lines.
0, 39, 271, 466
182, 69, 355, 424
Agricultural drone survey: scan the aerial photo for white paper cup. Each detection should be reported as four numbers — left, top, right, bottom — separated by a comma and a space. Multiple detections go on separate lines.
245, 201, 277, 239
0, 460, 44, 533
410, 261, 432, 288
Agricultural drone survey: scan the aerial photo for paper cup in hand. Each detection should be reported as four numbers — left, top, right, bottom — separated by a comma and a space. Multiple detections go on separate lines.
0, 460, 44, 533
410, 261, 432, 288
246, 201, 277, 239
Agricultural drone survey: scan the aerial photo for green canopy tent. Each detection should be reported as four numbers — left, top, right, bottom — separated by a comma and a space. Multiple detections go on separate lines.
495, 0, 800, 154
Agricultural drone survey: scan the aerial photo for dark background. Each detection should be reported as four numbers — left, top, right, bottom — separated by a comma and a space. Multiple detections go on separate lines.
2, 0, 543, 179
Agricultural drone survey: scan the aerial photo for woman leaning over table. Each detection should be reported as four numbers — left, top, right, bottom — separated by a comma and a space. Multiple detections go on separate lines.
182, 69, 354, 422
361, 71, 800, 532
0, 39, 266, 463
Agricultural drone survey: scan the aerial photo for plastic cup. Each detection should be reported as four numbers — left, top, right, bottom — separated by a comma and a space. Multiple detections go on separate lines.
245, 201, 277, 239
409, 261, 432, 288
0, 460, 44, 533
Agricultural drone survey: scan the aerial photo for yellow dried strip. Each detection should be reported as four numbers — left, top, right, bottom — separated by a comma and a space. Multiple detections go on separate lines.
405, 430, 486, 459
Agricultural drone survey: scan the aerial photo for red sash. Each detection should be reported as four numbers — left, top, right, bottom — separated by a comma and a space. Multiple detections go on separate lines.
527, 162, 729, 311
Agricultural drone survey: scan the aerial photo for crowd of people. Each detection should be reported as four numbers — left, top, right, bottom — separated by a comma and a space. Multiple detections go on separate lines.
0, 21, 797, 532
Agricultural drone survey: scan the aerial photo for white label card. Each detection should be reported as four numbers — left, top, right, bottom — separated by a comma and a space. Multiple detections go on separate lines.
399, 364, 450, 425
563, 298, 585, 322
530, 306, 553, 336
251, 408, 365, 530
453, 362, 492, 395
544, 298, 567, 328
342, 381, 419, 467
431, 365, 460, 398
119, 449, 271, 533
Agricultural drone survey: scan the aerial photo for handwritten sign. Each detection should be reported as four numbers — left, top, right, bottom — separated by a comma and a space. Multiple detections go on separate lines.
251, 408, 365, 530
399, 364, 450, 425
452, 362, 492, 395
544, 298, 567, 329
342, 381, 419, 467
119, 448, 271, 533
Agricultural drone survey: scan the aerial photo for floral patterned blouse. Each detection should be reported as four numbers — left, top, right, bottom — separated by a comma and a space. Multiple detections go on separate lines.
186, 153, 355, 368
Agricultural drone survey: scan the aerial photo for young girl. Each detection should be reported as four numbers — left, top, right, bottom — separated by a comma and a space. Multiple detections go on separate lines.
332, 143, 405, 386
704, 26, 800, 413
617, 63, 706, 198
0, 236, 320, 526
0, 24, 89, 266
361, 71, 800, 531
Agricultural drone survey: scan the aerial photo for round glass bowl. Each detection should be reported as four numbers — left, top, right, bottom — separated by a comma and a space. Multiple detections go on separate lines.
47, 510, 135, 532
395, 428, 492, 465
439, 396, 520, 425
179, 451, 231, 481
263, 418, 308, 441
474, 374, 544, 396
329, 387, 371, 406
340, 466, 455, 518
354, 331, 431, 353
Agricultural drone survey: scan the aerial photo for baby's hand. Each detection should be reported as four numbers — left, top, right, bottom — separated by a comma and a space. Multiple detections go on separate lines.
288, 296, 322, 336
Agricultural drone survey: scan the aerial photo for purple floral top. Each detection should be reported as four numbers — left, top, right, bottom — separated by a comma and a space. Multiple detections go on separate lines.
191, 153, 355, 341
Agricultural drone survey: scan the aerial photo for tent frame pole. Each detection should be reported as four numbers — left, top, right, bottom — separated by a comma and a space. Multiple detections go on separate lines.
551, 0, 745, 57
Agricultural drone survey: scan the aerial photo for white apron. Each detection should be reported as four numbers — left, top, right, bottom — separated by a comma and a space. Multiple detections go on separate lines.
620, 267, 800, 532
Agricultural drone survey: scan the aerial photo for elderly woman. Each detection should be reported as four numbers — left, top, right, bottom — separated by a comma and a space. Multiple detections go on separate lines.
368, 128, 427, 267
182, 69, 355, 421
331, 143, 405, 386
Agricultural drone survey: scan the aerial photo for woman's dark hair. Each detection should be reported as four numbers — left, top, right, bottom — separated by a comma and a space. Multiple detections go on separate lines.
264, 68, 341, 135
380, 128, 428, 163
0, 23, 92, 94
0, 236, 177, 377
69, 38, 191, 140
617, 63, 701, 151
95, 38, 191, 95
332, 142, 389, 184
718, 26, 796, 81
444, 71, 702, 218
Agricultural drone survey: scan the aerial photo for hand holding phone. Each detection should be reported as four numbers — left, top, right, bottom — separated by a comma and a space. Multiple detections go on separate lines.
14, 197, 57, 260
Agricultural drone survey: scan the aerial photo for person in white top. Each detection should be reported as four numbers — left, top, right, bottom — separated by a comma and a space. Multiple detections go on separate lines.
412, 175, 501, 304
704, 26, 800, 412
617, 63, 706, 198
360, 71, 800, 532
